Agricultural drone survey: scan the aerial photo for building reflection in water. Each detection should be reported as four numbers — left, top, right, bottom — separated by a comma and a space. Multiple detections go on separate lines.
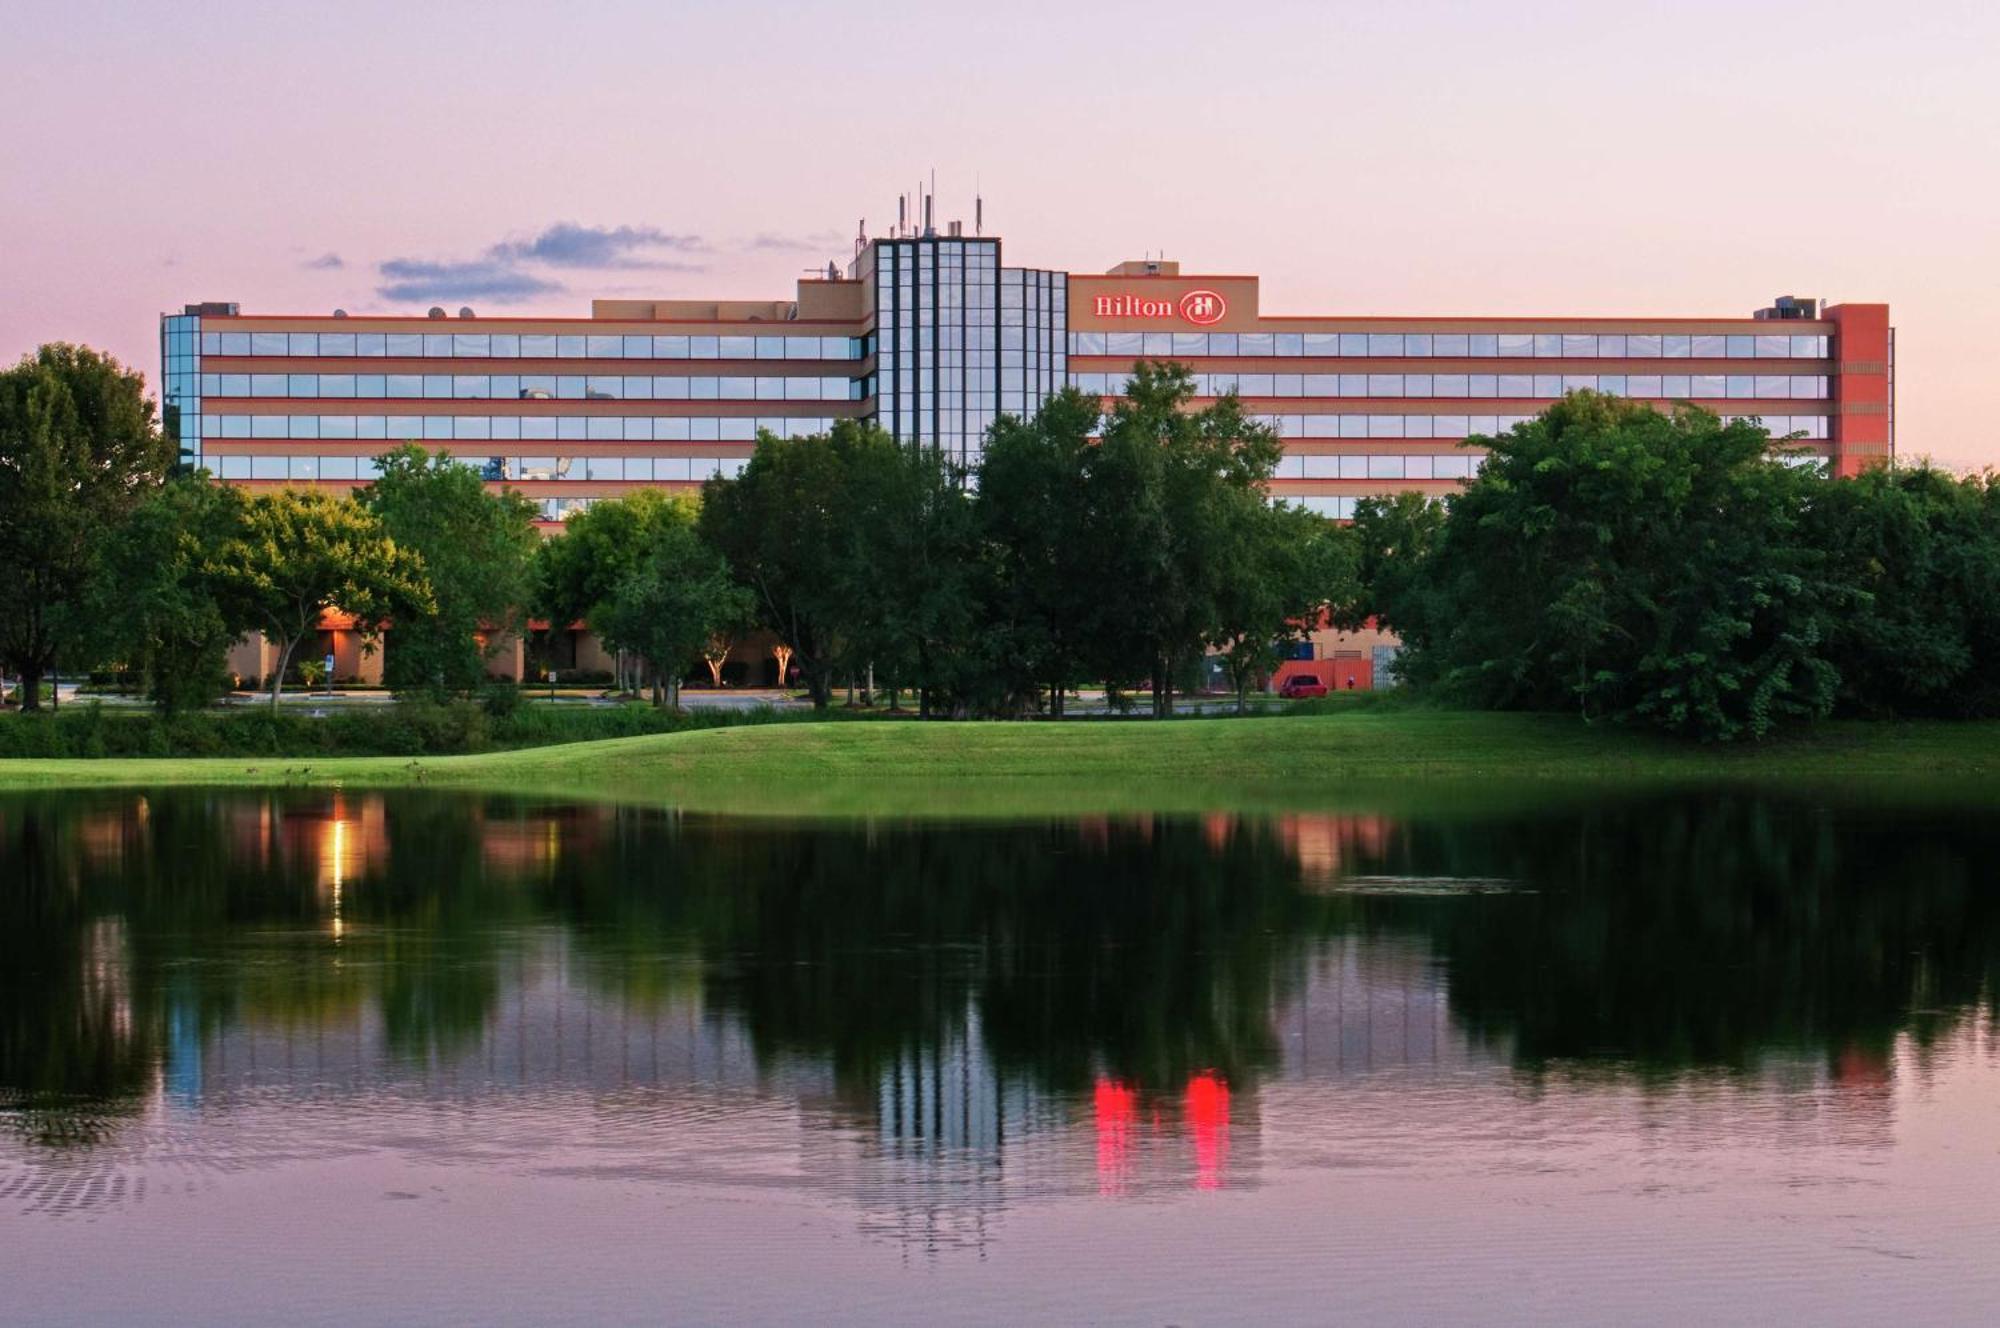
4, 788, 1996, 1244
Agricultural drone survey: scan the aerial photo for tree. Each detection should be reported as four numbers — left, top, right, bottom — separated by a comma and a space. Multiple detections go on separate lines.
1341, 490, 1447, 637
1805, 464, 2000, 717
1369, 392, 1840, 740
1210, 505, 1359, 713
1088, 361, 1285, 716
699, 426, 859, 710
532, 488, 689, 689
362, 445, 539, 699
592, 523, 751, 709
978, 389, 1102, 715
834, 426, 988, 716
0, 345, 174, 709
95, 476, 256, 713
220, 487, 430, 705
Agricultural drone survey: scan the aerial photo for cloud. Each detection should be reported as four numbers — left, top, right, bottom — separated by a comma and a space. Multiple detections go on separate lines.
744, 230, 843, 253
488, 222, 707, 270
370, 221, 711, 307
375, 258, 563, 305
302, 252, 344, 270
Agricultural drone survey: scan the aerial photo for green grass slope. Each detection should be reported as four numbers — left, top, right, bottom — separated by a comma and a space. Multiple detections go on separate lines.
2, 711, 1997, 817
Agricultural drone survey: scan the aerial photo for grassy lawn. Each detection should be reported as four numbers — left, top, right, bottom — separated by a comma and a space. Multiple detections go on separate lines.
2, 708, 1997, 817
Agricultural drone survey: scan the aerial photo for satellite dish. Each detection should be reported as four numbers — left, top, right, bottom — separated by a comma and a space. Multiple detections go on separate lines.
459, 306, 475, 319
332, 308, 348, 318
427, 306, 446, 319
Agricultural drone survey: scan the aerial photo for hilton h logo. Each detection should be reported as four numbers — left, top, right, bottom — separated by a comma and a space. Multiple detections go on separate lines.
1091, 288, 1231, 324
1178, 289, 1226, 325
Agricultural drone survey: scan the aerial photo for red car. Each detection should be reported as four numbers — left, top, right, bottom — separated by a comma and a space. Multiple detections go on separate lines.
1278, 674, 1329, 699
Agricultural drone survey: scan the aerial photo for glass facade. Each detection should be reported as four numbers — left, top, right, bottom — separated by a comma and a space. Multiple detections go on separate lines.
200, 331, 863, 360
161, 314, 202, 469
207, 454, 749, 484
199, 414, 839, 442
1241, 412, 1830, 441
199, 373, 861, 401
1071, 371, 1831, 401
863, 237, 1065, 465
1071, 331, 1831, 359
1000, 268, 1066, 421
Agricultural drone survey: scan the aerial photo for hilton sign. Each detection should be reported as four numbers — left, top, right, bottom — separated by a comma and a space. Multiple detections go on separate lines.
1091, 289, 1228, 326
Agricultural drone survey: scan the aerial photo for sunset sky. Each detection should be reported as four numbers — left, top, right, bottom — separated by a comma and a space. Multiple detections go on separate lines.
4, 0, 1995, 469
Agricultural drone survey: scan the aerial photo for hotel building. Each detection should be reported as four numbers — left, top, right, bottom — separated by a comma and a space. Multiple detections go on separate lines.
159, 218, 1892, 682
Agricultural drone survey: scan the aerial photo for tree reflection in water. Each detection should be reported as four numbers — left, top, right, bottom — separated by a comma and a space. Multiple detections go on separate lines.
3, 786, 1997, 1174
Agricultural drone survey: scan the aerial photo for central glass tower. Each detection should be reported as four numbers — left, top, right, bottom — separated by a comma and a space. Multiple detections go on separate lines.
853, 235, 1065, 466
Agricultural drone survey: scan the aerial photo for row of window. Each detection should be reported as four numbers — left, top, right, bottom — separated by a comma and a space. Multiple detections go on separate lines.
196, 406, 1831, 445
202, 414, 837, 442
1072, 372, 1831, 401
1285, 496, 1369, 520
202, 373, 863, 402
1276, 454, 1487, 481
211, 450, 1491, 486
1241, 413, 1832, 440
1278, 461, 1826, 521
208, 454, 749, 483
199, 331, 866, 361
1071, 331, 1829, 360
211, 444, 1825, 492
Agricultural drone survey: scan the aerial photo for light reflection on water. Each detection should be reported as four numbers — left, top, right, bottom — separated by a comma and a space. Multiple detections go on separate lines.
2, 789, 1999, 1323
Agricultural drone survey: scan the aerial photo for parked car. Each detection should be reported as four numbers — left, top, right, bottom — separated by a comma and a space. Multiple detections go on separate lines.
1278, 674, 1329, 699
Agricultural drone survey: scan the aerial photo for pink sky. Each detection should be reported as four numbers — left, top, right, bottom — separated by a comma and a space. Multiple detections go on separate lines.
3, 0, 1994, 469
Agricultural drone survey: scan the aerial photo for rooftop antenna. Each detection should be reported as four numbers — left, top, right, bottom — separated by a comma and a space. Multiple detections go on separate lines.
897, 194, 906, 238
976, 177, 983, 236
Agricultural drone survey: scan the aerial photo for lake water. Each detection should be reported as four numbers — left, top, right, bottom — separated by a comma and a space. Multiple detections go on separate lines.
3, 788, 1999, 1324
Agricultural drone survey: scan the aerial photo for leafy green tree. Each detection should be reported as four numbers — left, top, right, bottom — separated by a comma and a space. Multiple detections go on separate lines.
699, 427, 860, 710
1089, 361, 1285, 715
1805, 464, 2000, 717
1211, 505, 1359, 712
1371, 392, 1840, 740
1341, 490, 1447, 638
978, 390, 1102, 715
593, 522, 752, 709
834, 426, 989, 715
220, 487, 430, 705
531, 489, 691, 689
362, 445, 539, 699
0, 345, 174, 709
95, 476, 256, 713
